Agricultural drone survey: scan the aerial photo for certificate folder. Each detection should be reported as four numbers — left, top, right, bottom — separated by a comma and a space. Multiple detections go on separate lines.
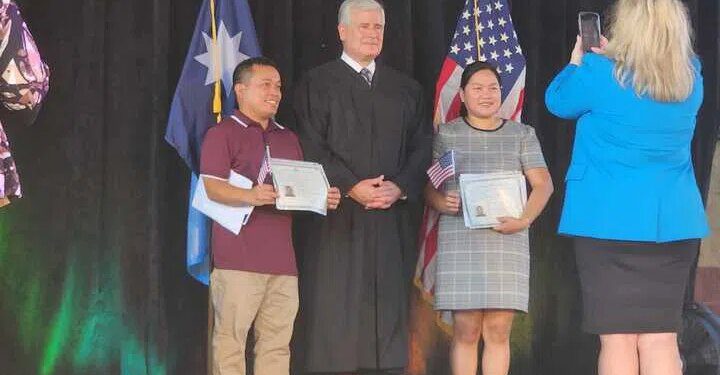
269, 158, 330, 216
192, 171, 254, 235
459, 172, 527, 229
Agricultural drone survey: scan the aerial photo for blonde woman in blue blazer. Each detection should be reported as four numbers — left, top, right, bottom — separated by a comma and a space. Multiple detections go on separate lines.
545, 0, 708, 374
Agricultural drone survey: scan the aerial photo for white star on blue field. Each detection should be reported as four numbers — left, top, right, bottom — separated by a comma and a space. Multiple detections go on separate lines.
194, 21, 249, 96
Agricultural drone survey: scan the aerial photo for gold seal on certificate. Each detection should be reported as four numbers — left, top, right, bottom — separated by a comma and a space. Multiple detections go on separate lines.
459, 172, 528, 229
269, 158, 330, 215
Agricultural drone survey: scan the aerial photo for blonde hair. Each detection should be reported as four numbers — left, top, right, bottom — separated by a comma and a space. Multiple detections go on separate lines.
604, 0, 696, 102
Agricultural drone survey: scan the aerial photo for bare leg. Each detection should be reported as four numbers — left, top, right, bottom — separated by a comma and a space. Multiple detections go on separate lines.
480, 309, 514, 375
598, 334, 639, 375
451, 310, 484, 375
638, 333, 682, 375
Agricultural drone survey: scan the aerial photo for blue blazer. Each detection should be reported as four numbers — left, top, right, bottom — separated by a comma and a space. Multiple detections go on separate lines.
545, 53, 708, 242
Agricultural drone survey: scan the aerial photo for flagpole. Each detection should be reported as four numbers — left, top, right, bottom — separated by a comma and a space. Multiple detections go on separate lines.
210, 0, 222, 122
208, 2, 219, 373
473, 0, 482, 61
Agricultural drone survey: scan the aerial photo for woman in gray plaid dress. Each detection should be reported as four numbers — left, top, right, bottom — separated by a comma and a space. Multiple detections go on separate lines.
425, 62, 553, 375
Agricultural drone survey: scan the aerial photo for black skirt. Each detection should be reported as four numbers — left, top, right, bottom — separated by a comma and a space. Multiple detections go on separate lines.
574, 237, 698, 334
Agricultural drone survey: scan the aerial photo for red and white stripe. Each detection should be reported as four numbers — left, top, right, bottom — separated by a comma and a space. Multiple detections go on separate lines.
427, 168, 454, 188
257, 147, 271, 184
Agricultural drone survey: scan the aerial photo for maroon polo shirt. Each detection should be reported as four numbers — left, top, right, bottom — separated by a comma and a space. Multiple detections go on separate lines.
200, 110, 302, 275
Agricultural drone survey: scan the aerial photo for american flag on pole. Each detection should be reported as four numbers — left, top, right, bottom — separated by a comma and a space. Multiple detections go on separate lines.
415, 0, 526, 329
427, 150, 456, 189
433, 0, 526, 126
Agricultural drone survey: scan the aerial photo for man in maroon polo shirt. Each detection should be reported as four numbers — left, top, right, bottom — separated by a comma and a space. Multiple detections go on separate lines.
200, 57, 341, 375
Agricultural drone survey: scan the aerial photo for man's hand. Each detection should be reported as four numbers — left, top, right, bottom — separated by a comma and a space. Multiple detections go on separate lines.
327, 187, 341, 210
366, 180, 402, 210
247, 184, 277, 206
492, 216, 530, 234
348, 175, 385, 207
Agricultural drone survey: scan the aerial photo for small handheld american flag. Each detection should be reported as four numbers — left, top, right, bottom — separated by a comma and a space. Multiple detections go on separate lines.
427, 150, 456, 188
257, 145, 271, 184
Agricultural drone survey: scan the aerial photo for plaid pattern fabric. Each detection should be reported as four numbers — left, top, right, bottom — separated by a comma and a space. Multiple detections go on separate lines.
432, 118, 546, 311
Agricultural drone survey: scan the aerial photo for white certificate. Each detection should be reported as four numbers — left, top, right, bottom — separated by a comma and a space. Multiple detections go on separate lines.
459, 172, 527, 229
269, 158, 330, 215
192, 171, 254, 235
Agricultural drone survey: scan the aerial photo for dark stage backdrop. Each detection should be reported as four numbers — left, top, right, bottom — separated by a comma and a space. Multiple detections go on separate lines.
0, 1, 716, 374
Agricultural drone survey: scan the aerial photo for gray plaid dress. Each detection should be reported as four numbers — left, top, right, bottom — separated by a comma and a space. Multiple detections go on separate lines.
433, 117, 547, 312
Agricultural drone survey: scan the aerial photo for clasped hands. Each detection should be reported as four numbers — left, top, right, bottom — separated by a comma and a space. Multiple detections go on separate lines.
348, 175, 402, 210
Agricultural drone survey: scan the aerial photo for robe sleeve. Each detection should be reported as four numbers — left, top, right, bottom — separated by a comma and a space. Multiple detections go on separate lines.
390, 88, 432, 202
293, 75, 359, 194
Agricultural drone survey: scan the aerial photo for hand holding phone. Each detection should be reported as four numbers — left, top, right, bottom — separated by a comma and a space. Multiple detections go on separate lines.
578, 12, 601, 52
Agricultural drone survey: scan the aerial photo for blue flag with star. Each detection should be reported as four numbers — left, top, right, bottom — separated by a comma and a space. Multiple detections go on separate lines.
165, 0, 261, 284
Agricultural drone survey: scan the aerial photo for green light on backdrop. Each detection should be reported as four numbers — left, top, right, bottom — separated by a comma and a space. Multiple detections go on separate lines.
40, 262, 76, 375
19, 277, 42, 351
0, 209, 169, 374
122, 337, 167, 375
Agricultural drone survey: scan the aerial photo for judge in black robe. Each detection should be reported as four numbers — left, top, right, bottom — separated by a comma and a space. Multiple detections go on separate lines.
292, 1, 432, 373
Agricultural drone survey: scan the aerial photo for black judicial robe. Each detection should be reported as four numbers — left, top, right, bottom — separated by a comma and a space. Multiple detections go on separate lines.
292, 59, 432, 372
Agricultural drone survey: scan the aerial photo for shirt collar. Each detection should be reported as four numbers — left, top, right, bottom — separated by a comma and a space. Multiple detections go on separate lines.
341, 52, 376, 77
231, 110, 285, 131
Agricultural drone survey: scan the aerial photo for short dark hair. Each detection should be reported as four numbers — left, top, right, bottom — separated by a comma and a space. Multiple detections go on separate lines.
232, 57, 279, 84
459, 61, 502, 117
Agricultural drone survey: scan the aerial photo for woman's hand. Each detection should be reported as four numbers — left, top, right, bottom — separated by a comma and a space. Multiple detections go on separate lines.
492, 216, 530, 234
438, 190, 461, 215
591, 35, 609, 55
571, 34, 609, 65
570, 35, 584, 65
424, 183, 461, 215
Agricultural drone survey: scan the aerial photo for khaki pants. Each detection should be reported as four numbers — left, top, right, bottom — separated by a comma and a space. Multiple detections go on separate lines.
211, 269, 299, 375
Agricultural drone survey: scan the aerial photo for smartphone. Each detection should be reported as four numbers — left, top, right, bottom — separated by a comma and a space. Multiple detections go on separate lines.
578, 12, 601, 52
